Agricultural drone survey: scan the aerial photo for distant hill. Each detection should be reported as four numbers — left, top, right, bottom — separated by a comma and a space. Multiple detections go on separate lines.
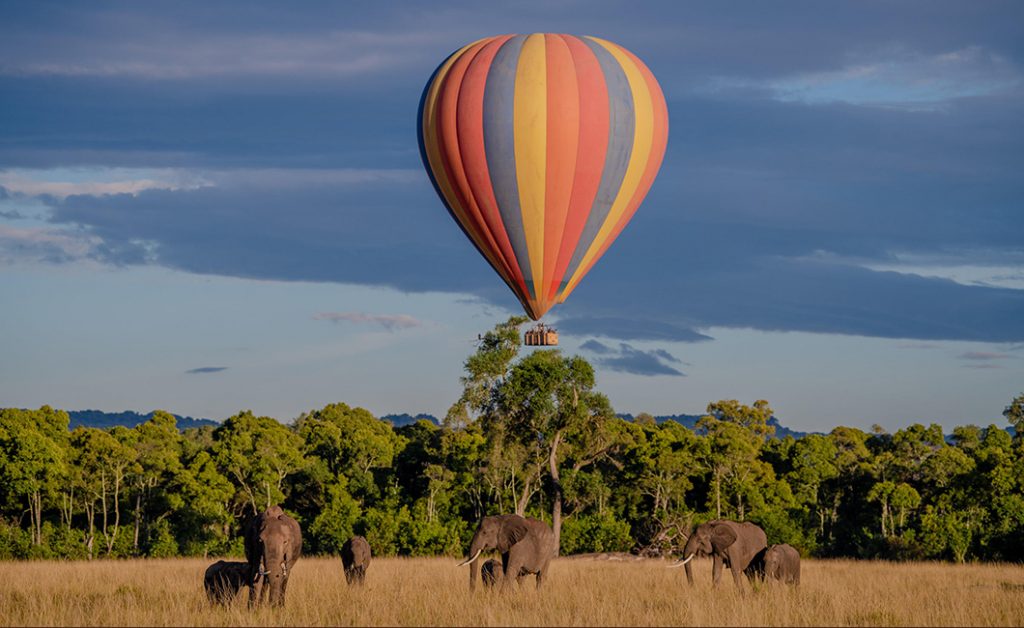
66, 409, 218, 431
617, 413, 812, 439
382, 413, 439, 427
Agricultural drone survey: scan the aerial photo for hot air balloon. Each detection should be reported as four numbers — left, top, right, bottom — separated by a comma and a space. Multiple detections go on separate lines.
418, 34, 668, 345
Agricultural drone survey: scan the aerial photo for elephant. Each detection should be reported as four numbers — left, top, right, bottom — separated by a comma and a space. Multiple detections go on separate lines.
341, 535, 371, 586
245, 504, 302, 607
764, 543, 801, 585
670, 519, 767, 589
480, 558, 504, 588
203, 560, 251, 605
458, 514, 555, 592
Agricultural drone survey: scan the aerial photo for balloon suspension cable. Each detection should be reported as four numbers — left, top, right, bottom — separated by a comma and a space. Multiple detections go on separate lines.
524, 322, 559, 346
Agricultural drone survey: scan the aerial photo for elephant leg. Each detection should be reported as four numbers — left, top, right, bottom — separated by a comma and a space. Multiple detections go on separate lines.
501, 557, 526, 593
712, 555, 724, 585
279, 575, 290, 605
730, 565, 745, 590
249, 578, 262, 608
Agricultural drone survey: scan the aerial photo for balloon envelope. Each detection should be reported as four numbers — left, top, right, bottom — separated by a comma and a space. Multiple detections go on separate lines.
419, 34, 668, 320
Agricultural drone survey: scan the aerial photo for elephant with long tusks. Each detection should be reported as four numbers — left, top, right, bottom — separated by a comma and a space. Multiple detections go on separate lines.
458, 514, 555, 592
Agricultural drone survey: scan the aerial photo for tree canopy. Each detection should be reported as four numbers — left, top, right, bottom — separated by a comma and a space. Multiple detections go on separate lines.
1, 325, 1021, 565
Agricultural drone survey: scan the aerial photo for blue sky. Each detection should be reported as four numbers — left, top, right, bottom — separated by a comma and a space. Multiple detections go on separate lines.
1, 1, 1022, 432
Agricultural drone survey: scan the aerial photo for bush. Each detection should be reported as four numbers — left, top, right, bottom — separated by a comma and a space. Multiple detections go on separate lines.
146, 519, 179, 558
560, 514, 634, 555
397, 507, 467, 556
359, 506, 410, 557
308, 482, 361, 555
43, 522, 88, 560
753, 509, 815, 555
0, 519, 35, 560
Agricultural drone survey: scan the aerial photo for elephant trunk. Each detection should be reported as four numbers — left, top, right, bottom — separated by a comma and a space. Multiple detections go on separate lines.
462, 534, 487, 592
681, 533, 699, 586
263, 553, 287, 607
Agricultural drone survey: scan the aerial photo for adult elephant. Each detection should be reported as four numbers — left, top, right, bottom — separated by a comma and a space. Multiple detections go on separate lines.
458, 514, 555, 591
671, 520, 767, 589
341, 535, 371, 586
245, 505, 302, 607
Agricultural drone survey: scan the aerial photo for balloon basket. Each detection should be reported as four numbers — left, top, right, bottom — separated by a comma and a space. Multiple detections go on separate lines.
524, 323, 558, 346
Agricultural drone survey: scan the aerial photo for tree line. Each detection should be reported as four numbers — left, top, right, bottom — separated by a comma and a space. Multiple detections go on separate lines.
2, 317, 1022, 563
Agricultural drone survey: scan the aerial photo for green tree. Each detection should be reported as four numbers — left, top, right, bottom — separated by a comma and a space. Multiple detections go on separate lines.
296, 403, 402, 500
308, 479, 361, 554
867, 480, 895, 537
634, 420, 700, 518
698, 400, 775, 520
0, 407, 69, 546
499, 350, 613, 554
125, 411, 183, 552
446, 315, 528, 428
167, 450, 234, 555
446, 316, 533, 516
212, 411, 305, 515
69, 427, 134, 557
1003, 393, 1024, 442
785, 434, 839, 538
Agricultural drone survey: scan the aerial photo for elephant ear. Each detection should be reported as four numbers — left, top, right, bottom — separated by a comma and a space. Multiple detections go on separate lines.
710, 524, 738, 553
497, 517, 529, 553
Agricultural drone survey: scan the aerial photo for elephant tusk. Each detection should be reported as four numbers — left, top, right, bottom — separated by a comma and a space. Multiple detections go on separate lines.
457, 548, 484, 567
667, 554, 694, 569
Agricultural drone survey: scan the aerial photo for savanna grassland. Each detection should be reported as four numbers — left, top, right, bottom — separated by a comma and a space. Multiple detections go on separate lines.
1, 556, 1022, 627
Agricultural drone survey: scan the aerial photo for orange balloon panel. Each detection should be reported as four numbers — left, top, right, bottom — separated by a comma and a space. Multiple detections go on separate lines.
418, 34, 668, 320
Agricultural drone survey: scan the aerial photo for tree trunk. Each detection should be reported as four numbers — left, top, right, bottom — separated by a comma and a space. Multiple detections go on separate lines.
61, 488, 74, 530
28, 493, 39, 545
109, 473, 122, 555
84, 500, 96, 560
715, 469, 722, 519
515, 468, 540, 515
515, 480, 530, 516
549, 430, 564, 557
101, 474, 109, 554
133, 491, 142, 550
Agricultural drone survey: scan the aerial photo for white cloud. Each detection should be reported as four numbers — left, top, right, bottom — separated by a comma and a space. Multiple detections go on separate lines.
0, 167, 421, 201
313, 311, 422, 332
0, 29, 454, 80
797, 249, 1024, 291
0, 224, 101, 263
204, 168, 422, 188
0, 168, 207, 199
706, 45, 1022, 108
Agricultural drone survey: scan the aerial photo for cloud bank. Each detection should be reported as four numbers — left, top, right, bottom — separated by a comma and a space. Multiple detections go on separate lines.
1, 1, 1021, 345
580, 340, 685, 376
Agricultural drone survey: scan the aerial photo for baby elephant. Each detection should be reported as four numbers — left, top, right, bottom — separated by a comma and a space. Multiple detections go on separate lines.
764, 544, 800, 585
341, 535, 371, 585
204, 560, 251, 604
481, 558, 504, 588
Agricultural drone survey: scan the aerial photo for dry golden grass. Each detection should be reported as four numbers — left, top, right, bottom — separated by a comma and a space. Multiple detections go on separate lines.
1, 556, 1022, 626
